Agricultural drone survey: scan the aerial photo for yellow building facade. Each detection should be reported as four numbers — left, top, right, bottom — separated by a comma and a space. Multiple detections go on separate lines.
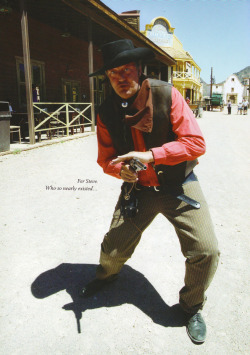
142, 17, 202, 102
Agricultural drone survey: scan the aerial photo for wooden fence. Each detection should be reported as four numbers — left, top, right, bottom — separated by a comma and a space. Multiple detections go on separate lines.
33, 102, 93, 138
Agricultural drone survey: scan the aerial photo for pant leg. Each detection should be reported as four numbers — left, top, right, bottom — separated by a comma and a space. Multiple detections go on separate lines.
96, 189, 160, 279
159, 180, 220, 313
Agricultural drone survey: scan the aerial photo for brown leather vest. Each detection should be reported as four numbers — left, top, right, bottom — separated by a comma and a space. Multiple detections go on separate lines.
99, 78, 197, 186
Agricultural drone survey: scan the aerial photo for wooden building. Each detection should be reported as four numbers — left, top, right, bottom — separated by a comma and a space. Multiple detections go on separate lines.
0, 0, 175, 143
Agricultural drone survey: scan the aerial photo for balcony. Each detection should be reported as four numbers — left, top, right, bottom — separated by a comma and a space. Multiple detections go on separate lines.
173, 71, 201, 85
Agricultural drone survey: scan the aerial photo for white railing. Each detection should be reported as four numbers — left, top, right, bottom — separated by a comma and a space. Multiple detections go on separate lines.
32, 102, 93, 138
173, 71, 201, 84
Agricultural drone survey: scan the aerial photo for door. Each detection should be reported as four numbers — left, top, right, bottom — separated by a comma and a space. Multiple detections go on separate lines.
62, 79, 81, 102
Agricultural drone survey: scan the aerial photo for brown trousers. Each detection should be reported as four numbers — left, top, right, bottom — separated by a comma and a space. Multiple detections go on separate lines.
96, 180, 220, 313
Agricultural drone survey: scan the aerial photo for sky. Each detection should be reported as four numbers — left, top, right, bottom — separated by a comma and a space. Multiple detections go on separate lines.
101, 0, 250, 83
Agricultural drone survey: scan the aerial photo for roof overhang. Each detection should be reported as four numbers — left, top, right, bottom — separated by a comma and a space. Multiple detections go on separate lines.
62, 0, 176, 66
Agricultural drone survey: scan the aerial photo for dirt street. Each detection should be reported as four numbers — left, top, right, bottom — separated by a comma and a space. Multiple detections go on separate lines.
0, 107, 249, 355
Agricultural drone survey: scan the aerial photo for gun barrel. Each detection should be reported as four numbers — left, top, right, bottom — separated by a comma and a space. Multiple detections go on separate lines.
130, 158, 147, 172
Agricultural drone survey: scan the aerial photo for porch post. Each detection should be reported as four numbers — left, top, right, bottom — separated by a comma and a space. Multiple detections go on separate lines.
88, 18, 95, 132
158, 62, 161, 80
168, 66, 173, 84
20, 0, 35, 144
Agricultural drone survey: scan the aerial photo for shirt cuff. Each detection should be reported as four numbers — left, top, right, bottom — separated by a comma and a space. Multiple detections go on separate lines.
108, 161, 124, 178
150, 147, 167, 165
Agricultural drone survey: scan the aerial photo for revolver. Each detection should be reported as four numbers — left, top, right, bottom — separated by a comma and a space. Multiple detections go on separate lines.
129, 158, 147, 172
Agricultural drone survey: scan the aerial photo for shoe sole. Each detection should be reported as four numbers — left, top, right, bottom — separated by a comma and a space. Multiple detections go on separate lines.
186, 328, 206, 343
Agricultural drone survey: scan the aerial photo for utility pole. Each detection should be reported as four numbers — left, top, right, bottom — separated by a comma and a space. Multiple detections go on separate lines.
210, 67, 213, 98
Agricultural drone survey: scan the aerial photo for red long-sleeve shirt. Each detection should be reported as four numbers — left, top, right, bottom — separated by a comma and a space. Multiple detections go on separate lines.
97, 86, 206, 186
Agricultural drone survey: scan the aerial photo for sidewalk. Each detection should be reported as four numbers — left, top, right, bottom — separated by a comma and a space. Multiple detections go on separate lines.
0, 109, 249, 355
0, 128, 96, 156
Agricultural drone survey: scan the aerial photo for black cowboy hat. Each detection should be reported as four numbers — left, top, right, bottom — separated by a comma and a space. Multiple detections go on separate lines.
88, 39, 155, 77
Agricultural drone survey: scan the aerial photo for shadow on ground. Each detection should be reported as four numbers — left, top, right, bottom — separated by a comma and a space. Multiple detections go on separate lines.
31, 263, 186, 333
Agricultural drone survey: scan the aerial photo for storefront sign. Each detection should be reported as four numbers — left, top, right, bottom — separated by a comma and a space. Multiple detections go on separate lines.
147, 19, 173, 47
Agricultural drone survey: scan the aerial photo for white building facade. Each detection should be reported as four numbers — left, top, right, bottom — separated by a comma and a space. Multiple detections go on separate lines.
212, 74, 244, 104
242, 77, 250, 100
212, 83, 223, 95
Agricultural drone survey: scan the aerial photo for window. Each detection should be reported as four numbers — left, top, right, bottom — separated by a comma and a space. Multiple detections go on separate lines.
231, 78, 235, 82
16, 57, 45, 107
231, 88, 234, 92
62, 79, 81, 102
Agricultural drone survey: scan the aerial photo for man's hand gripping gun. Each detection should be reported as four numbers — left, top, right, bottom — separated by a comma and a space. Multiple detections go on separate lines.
125, 158, 200, 210
121, 158, 147, 218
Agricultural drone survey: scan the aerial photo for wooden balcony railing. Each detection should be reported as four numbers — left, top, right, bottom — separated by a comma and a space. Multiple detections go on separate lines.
173, 71, 201, 84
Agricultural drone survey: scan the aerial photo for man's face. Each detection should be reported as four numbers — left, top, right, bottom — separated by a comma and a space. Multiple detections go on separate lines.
106, 62, 141, 99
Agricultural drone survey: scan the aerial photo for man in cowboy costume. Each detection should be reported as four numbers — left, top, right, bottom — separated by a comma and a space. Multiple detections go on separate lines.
80, 39, 220, 343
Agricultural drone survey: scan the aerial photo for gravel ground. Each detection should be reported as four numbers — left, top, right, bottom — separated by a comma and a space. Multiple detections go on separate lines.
0, 106, 249, 355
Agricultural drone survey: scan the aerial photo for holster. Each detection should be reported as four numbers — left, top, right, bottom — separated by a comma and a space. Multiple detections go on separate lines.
120, 183, 138, 218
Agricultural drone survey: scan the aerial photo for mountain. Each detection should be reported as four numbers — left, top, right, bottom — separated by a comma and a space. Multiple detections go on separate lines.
234, 66, 250, 82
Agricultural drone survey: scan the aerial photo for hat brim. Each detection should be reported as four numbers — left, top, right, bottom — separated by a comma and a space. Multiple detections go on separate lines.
88, 47, 154, 77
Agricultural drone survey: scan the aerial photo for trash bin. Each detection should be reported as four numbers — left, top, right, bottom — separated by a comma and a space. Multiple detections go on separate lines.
0, 101, 11, 152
